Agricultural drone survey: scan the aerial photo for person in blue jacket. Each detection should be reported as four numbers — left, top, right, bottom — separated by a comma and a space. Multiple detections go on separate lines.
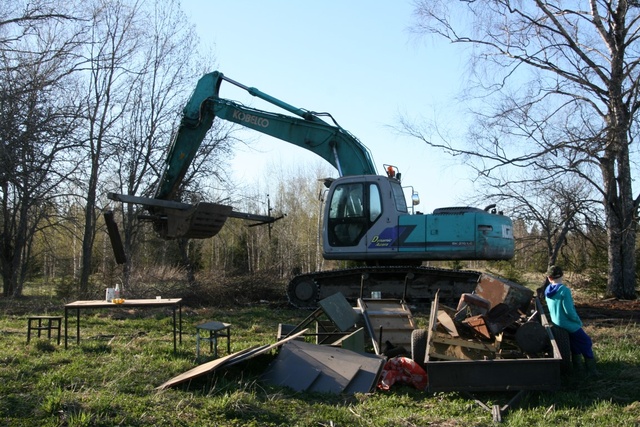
544, 265, 599, 375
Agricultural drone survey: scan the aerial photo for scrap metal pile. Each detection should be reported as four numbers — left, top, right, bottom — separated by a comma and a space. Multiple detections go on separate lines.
415, 274, 554, 366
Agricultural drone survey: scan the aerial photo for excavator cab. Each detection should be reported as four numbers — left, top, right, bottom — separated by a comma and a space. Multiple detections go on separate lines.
322, 175, 514, 263
324, 175, 406, 257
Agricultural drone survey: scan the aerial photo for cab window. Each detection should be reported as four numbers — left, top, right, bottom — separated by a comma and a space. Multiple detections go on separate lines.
327, 182, 382, 247
390, 181, 408, 213
369, 183, 382, 222
329, 183, 364, 219
327, 183, 365, 246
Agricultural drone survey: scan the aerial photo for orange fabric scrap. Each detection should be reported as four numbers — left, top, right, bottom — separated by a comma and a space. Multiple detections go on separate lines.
377, 356, 428, 391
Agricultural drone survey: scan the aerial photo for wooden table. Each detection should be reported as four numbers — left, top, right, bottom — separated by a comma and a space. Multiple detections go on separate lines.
64, 299, 182, 351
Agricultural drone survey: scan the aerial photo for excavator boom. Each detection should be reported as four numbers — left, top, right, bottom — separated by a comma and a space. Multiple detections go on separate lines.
156, 71, 376, 201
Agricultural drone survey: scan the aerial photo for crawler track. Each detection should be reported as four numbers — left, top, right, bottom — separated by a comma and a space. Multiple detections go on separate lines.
287, 266, 481, 309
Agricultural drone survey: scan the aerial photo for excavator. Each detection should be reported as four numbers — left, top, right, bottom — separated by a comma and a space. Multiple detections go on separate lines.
108, 71, 514, 308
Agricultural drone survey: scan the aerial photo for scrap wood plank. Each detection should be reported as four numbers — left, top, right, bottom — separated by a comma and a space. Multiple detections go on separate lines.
429, 345, 489, 361
156, 345, 262, 390
432, 334, 498, 352
156, 329, 308, 390
428, 351, 468, 361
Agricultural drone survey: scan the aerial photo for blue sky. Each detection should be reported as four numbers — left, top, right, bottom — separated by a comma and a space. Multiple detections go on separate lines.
181, 0, 473, 212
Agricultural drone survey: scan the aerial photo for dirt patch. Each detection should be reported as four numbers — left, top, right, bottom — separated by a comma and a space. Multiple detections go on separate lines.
575, 298, 640, 322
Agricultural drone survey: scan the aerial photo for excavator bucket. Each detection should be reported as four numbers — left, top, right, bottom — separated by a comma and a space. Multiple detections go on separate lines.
157, 202, 233, 239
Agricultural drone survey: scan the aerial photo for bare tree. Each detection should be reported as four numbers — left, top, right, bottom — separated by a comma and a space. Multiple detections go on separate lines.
103, 0, 202, 291
75, 0, 145, 294
410, 0, 639, 299
0, 2, 83, 296
486, 168, 603, 268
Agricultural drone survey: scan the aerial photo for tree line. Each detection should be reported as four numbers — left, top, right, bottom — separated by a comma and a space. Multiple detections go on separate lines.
1, 0, 637, 300
0, 0, 220, 297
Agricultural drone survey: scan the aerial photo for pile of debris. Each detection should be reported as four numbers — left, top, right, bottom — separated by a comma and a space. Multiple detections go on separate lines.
158, 274, 563, 399
417, 274, 546, 365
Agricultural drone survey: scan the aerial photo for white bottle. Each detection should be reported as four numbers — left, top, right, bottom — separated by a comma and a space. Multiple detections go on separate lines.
114, 283, 120, 300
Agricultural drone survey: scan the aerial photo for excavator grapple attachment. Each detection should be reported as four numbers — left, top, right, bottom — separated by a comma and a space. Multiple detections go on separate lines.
107, 193, 279, 242
158, 202, 233, 239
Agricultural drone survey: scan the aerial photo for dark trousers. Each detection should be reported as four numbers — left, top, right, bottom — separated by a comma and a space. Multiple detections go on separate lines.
569, 328, 594, 359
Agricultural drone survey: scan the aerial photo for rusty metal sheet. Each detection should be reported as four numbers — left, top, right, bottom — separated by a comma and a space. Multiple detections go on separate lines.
474, 274, 534, 313
462, 315, 492, 340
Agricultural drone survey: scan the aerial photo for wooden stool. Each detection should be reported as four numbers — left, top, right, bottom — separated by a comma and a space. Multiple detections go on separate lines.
195, 321, 231, 358
27, 316, 62, 344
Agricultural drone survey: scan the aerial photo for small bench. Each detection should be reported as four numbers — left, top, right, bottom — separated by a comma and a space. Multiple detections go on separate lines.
195, 321, 231, 358
27, 316, 62, 344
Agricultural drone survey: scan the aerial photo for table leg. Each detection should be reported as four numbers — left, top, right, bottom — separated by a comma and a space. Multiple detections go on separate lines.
196, 329, 201, 358
172, 306, 177, 352
179, 303, 182, 345
64, 308, 68, 349
75, 308, 80, 345
55, 318, 61, 345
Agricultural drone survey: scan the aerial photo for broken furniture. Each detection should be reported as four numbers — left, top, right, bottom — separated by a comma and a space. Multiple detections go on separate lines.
27, 315, 62, 344
64, 298, 182, 352
358, 297, 415, 356
195, 321, 231, 359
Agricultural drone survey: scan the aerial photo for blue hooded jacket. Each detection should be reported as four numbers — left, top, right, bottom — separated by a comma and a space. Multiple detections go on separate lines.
544, 283, 582, 333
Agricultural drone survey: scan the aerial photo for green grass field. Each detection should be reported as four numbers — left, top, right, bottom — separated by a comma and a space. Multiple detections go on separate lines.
1, 294, 639, 426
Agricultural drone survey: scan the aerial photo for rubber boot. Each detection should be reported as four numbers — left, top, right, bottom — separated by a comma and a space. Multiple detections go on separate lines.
585, 357, 600, 377
572, 354, 584, 373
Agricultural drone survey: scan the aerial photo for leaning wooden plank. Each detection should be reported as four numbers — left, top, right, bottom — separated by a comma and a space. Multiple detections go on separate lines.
156, 346, 262, 390
157, 329, 309, 390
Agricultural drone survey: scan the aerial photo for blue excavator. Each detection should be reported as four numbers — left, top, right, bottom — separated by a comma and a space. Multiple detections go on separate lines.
108, 71, 514, 308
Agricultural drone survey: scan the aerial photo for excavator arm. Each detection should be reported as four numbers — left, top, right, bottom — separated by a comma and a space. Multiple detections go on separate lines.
109, 71, 377, 240
156, 71, 377, 201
